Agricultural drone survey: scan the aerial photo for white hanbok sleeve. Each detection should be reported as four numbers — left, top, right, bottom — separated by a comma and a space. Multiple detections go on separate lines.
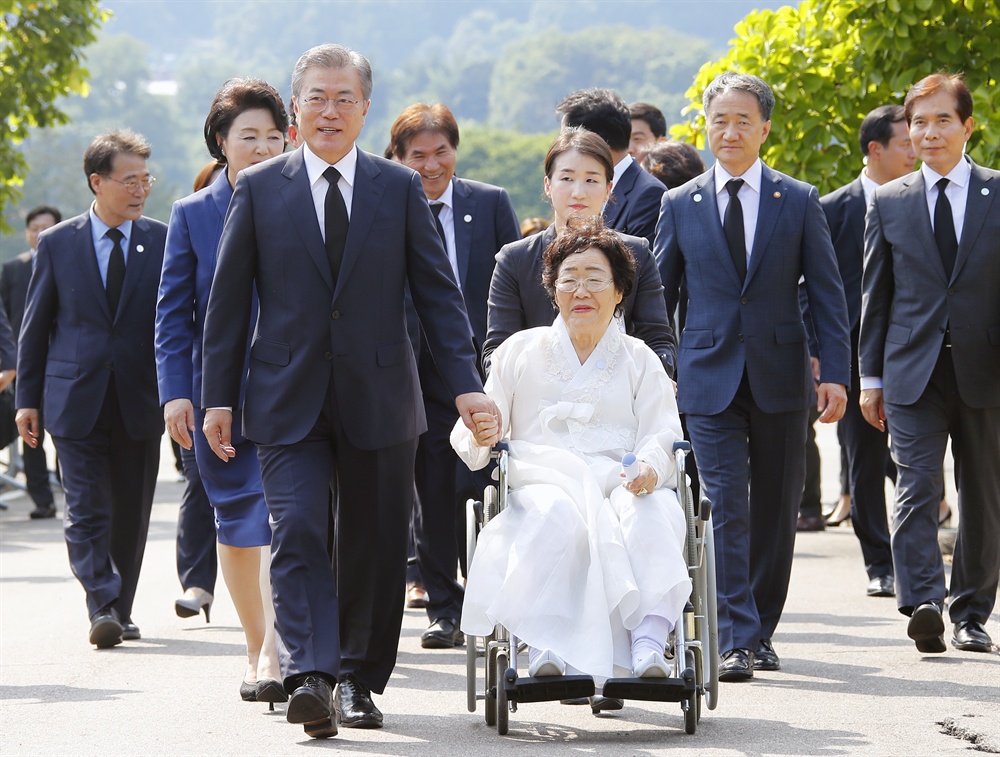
450, 336, 516, 471
631, 349, 683, 491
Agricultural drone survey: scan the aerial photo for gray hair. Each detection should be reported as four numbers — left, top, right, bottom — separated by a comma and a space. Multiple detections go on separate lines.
291, 43, 373, 101
703, 72, 775, 122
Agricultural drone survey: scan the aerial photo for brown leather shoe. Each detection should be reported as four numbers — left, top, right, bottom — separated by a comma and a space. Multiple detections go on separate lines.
405, 582, 428, 608
796, 514, 826, 532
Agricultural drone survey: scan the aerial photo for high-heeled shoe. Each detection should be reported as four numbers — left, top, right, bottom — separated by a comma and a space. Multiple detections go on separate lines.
175, 588, 213, 623
825, 510, 851, 527
240, 680, 258, 702
255, 679, 288, 712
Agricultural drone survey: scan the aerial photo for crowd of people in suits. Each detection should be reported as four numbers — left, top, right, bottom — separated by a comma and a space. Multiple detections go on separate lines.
5, 38, 997, 741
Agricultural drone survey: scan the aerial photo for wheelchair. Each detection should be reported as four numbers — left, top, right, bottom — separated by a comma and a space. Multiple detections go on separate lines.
465, 440, 719, 735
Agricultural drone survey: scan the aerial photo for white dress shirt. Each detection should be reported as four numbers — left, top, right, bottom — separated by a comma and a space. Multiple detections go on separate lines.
429, 180, 460, 284
302, 142, 358, 237
714, 158, 763, 261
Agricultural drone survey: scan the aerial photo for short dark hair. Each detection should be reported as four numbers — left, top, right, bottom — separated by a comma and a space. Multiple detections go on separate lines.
858, 105, 906, 157
544, 127, 614, 183
542, 216, 635, 317
26, 205, 62, 227
638, 140, 706, 189
204, 78, 288, 164
703, 72, 775, 122
629, 102, 667, 139
557, 88, 631, 153
291, 43, 373, 102
83, 129, 152, 195
390, 103, 459, 160
904, 72, 973, 125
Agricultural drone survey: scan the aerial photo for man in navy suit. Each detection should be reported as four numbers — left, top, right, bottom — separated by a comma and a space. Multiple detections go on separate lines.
656, 73, 850, 681
16, 130, 166, 648
557, 88, 666, 246
816, 105, 914, 597
2, 205, 61, 519
860, 74, 1000, 656
389, 102, 520, 650
200, 44, 499, 739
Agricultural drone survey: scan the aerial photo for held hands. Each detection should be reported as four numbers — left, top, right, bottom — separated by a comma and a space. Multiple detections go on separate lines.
164, 398, 196, 450
456, 392, 502, 448
203, 408, 237, 462
0, 369, 15, 392
15, 408, 40, 448
859, 388, 886, 432
621, 462, 658, 496
816, 382, 847, 423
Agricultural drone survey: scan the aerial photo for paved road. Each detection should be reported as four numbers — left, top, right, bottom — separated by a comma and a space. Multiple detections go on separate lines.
1, 431, 997, 756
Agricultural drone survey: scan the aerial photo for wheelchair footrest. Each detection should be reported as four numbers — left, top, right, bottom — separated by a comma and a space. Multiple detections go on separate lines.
507, 675, 595, 703
602, 676, 695, 703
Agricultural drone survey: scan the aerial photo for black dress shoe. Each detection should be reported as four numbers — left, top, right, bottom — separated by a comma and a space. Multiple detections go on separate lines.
952, 620, 993, 653
796, 514, 826, 532
589, 696, 624, 713
907, 602, 946, 653
753, 639, 780, 671
719, 648, 754, 681
121, 621, 141, 641
866, 575, 895, 597
334, 676, 383, 728
29, 503, 56, 519
421, 617, 465, 649
89, 606, 123, 649
286, 674, 334, 733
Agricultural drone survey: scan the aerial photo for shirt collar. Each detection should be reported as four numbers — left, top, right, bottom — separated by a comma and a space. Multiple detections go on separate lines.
89, 203, 133, 244
860, 169, 880, 204
303, 143, 358, 189
612, 154, 633, 190
714, 158, 762, 195
431, 179, 454, 211
921, 153, 971, 190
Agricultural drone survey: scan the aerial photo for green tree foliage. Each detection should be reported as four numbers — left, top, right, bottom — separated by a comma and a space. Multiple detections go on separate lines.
671, 0, 1000, 194
1, 0, 108, 230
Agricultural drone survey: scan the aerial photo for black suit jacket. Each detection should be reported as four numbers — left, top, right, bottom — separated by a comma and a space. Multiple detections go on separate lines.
483, 225, 675, 376
602, 159, 666, 246
820, 177, 866, 330
0, 252, 32, 343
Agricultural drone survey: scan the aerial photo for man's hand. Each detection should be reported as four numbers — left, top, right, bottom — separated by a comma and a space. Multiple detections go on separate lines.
15, 408, 40, 448
816, 382, 847, 423
164, 398, 196, 450
860, 388, 886, 431
0, 369, 15, 392
456, 392, 502, 447
810, 357, 821, 384
203, 408, 236, 462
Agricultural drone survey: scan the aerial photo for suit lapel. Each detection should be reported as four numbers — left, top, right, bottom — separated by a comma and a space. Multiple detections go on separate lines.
279, 149, 333, 291
114, 217, 154, 321
77, 215, 113, 322
953, 161, 995, 282
746, 166, 785, 288
899, 172, 948, 284
335, 150, 384, 301
690, 171, 743, 290
452, 178, 474, 287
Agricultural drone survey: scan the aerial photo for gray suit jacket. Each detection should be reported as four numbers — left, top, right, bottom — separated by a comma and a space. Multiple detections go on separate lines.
860, 160, 1000, 408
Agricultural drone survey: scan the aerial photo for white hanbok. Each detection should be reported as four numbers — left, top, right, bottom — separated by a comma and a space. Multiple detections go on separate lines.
451, 318, 691, 680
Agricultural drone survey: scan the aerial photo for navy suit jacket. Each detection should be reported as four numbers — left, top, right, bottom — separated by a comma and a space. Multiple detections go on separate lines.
483, 225, 676, 376
860, 160, 1000, 408
201, 147, 483, 449
603, 159, 666, 246
0, 252, 33, 344
656, 163, 850, 415
0, 294, 15, 369
820, 177, 866, 330
16, 212, 166, 440
156, 171, 243, 409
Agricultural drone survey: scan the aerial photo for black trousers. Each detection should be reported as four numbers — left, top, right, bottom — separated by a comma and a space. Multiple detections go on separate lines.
175, 445, 217, 594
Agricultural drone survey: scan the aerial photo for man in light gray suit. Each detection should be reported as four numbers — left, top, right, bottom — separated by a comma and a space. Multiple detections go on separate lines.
860, 73, 1000, 656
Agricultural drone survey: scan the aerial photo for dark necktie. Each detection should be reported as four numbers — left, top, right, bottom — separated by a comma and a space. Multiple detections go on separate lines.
430, 202, 447, 246
323, 166, 348, 282
105, 227, 126, 315
723, 178, 747, 284
934, 177, 958, 278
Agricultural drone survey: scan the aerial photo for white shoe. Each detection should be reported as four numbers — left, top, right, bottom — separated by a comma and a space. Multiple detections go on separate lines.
633, 650, 670, 678
528, 649, 566, 677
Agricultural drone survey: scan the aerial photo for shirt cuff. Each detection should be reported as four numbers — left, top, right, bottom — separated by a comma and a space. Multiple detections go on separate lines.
206, 407, 233, 412
859, 377, 883, 390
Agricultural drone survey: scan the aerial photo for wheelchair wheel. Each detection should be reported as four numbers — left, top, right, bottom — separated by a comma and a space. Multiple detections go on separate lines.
684, 694, 698, 734
485, 640, 497, 726
705, 522, 720, 710
466, 500, 482, 713
496, 651, 510, 736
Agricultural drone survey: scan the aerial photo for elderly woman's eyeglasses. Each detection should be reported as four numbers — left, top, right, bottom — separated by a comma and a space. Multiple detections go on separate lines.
301, 96, 362, 114
106, 175, 156, 193
554, 277, 613, 293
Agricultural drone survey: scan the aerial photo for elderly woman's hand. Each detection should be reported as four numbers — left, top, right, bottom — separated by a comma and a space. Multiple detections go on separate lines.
621, 462, 658, 497
470, 411, 501, 447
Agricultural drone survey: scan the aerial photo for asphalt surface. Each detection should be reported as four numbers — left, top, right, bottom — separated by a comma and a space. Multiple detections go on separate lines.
1, 429, 997, 756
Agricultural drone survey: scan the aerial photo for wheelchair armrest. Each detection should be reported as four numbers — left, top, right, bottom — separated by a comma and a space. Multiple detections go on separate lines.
672, 440, 691, 453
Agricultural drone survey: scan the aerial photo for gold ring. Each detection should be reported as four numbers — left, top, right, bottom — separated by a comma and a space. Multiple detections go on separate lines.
638, 487, 648, 496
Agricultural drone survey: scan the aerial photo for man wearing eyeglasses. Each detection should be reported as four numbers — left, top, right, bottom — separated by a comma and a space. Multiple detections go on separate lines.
16, 129, 166, 650
201, 44, 498, 739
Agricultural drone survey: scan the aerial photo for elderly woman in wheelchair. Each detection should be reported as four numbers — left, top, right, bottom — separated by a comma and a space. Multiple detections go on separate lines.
451, 217, 691, 684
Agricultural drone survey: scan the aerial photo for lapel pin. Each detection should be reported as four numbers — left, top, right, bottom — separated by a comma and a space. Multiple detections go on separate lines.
464, 214, 472, 223
136, 244, 144, 253
693, 193, 702, 203
773, 191, 781, 199
982, 188, 990, 195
